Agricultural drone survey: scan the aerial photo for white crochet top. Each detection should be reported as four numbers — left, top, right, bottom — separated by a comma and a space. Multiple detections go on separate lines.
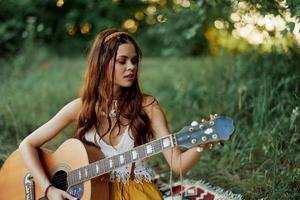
84, 126, 155, 184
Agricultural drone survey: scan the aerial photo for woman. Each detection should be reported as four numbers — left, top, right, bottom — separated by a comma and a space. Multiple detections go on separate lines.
19, 28, 211, 200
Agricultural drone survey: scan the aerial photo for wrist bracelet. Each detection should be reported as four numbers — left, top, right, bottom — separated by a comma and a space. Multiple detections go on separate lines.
44, 184, 54, 198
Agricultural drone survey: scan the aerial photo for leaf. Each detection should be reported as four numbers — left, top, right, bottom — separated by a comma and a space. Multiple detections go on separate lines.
288, 22, 295, 32
280, 29, 288, 37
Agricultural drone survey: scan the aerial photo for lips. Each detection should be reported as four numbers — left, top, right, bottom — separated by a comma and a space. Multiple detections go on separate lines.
124, 73, 135, 79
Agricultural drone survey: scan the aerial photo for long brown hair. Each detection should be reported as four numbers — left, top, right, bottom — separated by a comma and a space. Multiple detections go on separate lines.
75, 28, 153, 146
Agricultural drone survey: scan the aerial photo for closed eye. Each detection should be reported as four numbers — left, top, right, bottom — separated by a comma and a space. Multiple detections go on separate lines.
118, 61, 126, 64
117, 57, 138, 65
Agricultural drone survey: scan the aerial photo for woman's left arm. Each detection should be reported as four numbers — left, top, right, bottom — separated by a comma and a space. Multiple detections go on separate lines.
144, 98, 208, 175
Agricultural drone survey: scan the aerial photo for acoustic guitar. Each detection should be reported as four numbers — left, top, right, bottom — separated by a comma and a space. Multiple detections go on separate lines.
0, 115, 234, 200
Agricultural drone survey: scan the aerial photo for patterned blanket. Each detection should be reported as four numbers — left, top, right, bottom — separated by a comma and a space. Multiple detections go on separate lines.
158, 179, 243, 200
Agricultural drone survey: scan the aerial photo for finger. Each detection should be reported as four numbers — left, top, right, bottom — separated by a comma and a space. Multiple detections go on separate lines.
62, 191, 77, 200
196, 146, 204, 152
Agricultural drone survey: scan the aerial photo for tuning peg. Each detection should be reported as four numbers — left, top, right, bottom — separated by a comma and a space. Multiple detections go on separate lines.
191, 121, 199, 126
189, 127, 195, 132
199, 124, 205, 129
209, 121, 215, 126
212, 134, 218, 139
201, 136, 207, 142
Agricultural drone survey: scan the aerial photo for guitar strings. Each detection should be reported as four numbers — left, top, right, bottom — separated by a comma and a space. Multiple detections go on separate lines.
50, 138, 171, 186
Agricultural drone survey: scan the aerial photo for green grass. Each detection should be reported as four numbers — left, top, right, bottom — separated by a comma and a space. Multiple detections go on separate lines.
0, 49, 299, 199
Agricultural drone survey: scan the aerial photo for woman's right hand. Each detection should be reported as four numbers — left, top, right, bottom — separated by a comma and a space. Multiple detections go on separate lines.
47, 186, 78, 200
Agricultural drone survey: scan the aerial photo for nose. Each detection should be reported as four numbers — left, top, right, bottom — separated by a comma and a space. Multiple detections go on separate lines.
126, 61, 136, 70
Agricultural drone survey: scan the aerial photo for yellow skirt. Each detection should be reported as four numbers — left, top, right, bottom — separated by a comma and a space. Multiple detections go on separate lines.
109, 180, 164, 200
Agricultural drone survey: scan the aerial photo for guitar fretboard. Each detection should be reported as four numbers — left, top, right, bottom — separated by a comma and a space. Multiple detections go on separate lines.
67, 134, 176, 186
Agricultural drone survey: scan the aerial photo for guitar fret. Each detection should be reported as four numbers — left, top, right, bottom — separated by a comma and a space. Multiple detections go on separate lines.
153, 140, 162, 153
100, 160, 105, 174
104, 158, 110, 172
67, 171, 73, 185
78, 169, 82, 180
113, 155, 120, 168
92, 163, 97, 177
145, 143, 154, 156
89, 164, 93, 178
96, 160, 104, 175
131, 149, 139, 161
108, 158, 114, 170
119, 154, 125, 165
72, 171, 76, 184
124, 151, 132, 164
81, 168, 84, 179
137, 145, 146, 159
88, 165, 93, 179
73, 171, 77, 184
162, 136, 172, 149
157, 139, 163, 151
84, 167, 88, 178
80, 167, 84, 179
95, 162, 100, 174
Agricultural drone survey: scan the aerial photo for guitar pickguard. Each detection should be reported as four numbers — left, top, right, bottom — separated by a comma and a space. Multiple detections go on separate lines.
68, 183, 84, 199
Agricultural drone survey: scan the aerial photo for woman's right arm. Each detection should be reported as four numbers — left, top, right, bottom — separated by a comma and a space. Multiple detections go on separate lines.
19, 98, 82, 200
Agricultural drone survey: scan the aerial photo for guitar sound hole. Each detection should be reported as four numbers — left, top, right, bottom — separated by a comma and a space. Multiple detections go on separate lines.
51, 170, 68, 191
50, 170, 84, 199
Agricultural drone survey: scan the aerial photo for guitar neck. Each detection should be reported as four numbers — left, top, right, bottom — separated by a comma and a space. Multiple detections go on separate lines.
67, 134, 177, 186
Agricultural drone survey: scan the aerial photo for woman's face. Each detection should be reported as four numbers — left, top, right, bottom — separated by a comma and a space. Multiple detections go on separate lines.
109, 42, 138, 90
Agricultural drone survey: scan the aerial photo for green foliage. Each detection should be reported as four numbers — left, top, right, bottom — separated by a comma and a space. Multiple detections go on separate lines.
144, 0, 232, 56
0, 0, 146, 57
0, 51, 84, 163
140, 51, 300, 199
1, 0, 299, 58
0, 47, 299, 199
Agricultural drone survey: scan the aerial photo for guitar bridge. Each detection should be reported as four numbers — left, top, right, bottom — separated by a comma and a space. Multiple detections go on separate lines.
24, 173, 35, 200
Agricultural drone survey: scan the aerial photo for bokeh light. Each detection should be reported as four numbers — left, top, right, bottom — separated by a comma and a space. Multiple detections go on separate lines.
157, 14, 167, 23
146, 17, 156, 25
146, 6, 157, 15
134, 11, 145, 21
229, 0, 300, 46
80, 23, 92, 34
67, 26, 77, 36
122, 19, 138, 33
56, 0, 64, 7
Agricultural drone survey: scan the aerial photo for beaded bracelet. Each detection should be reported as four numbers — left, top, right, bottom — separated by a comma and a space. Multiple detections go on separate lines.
44, 184, 54, 199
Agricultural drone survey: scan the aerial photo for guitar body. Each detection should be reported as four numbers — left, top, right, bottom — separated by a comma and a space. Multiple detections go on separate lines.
0, 115, 234, 200
0, 139, 109, 200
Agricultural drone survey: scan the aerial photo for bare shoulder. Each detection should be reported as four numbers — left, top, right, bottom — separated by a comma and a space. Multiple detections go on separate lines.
142, 94, 163, 119
61, 98, 82, 122
142, 95, 159, 108
142, 95, 170, 137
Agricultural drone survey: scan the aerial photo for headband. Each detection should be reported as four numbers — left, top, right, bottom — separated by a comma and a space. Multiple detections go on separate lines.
104, 31, 129, 43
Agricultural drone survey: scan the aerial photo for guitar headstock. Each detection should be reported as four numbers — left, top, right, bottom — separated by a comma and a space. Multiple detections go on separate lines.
175, 115, 234, 148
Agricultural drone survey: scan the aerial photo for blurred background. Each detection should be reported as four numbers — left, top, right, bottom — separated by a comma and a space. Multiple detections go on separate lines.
0, 0, 299, 199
